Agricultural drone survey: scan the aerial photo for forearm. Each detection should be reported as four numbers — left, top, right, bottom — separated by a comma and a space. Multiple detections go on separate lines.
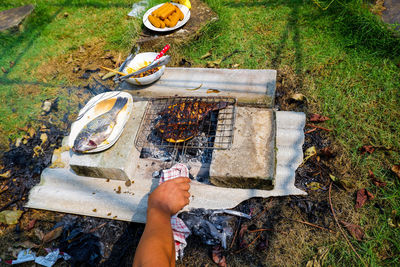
133, 208, 175, 267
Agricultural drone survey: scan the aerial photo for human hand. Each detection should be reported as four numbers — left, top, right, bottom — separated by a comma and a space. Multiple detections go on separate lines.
148, 177, 191, 217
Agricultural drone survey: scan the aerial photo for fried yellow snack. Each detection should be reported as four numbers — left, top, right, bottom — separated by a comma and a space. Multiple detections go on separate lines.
167, 10, 180, 27
152, 3, 169, 17
159, 4, 176, 20
175, 6, 184, 21
164, 18, 172, 27
148, 15, 161, 28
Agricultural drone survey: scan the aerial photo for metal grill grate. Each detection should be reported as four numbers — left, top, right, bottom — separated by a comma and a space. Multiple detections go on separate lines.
135, 96, 236, 159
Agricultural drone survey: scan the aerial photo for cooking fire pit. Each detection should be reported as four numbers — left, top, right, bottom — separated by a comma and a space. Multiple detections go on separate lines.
26, 68, 306, 224
135, 96, 236, 165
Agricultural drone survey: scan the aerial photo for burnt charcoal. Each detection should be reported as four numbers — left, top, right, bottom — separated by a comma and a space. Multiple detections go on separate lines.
59, 230, 101, 266
180, 209, 235, 248
100, 223, 144, 267
303, 129, 330, 150
179, 58, 192, 67
79, 68, 100, 79
256, 237, 268, 251
289, 197, 330, 225
83, 78, 112, 96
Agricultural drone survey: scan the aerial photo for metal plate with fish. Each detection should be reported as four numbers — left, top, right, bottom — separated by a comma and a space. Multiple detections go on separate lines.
68, 92, 133, 153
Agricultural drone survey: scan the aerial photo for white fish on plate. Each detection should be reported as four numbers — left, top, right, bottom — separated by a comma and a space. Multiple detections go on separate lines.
73, 97, 128, 153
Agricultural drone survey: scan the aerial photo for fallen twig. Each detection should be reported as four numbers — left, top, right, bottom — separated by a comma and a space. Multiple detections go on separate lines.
305, 128, 317, 134
329, 183, 366, 266
248, 228, 273, 233
285, 217, 335, 234
234, 233, 262, 254
88, 222, 107, 234
306, 123, 332, 132
229, 218, 241, 249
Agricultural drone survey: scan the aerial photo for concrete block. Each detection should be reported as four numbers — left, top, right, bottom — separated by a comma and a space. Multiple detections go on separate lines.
121, 68, 276, 107
69, 101, 147, 180
210, 107, 275, 189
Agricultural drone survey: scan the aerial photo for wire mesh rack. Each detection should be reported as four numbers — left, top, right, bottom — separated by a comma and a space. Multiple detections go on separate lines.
135, 96, 236, 159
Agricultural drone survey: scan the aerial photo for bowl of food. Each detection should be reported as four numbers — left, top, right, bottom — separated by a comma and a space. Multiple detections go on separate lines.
122, 52, 165, 86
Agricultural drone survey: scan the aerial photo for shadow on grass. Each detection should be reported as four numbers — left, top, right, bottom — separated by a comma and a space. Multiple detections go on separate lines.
0, 6, 63, 78
225, 0, 400, 60
0, 0, 132, 79
0, 77, 64, 87
269, 2, 304, 89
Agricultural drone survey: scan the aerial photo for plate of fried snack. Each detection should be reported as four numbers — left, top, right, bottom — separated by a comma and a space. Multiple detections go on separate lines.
143, 2, 190, 32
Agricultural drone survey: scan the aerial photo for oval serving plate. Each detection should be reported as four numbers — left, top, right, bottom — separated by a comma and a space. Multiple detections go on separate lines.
143, 3, 190, 32
69, 92, 133, 153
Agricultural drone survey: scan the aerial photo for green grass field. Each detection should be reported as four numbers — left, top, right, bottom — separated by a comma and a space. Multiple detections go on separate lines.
1, 0, 400, 265
0, 0, 141, 144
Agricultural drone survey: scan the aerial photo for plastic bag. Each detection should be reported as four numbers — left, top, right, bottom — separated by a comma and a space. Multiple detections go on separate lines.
128, 0, 149, 17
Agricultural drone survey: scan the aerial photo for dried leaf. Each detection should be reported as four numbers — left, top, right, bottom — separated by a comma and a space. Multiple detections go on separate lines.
329, 174, 338, 182
0, 210, 24, 225
115, 52, 122, 67
340, 221, 364, 241
391, 164, 400, 179
102, 70, 117, 80
42, 100, 52, 113
355, 188, 374, 209
25, 219, 37, 231
200, 51, 212, 59
1, 67, 7, 73
359, 145, 375, 155
388, 210, 400, 228
306, 247, 329, 267
368, 170, 386, 187
290, 93, 306, 102
34, 228, 45, 240
28, 127, 36, 138
212, 245, 227, 267
307, 182, 325, 191
330, 174, 354, 190
231, 63, 240, 68
302, 146, 317, 164
309, 113, 329, 122
43, 226, 63, 243
33, 145, 43, 157
40, 133, 48, 144
15, 240, 40, 249
15, 137, 22, 147
206, 89, 220, 94
0, 169, 11, 178
206, 59, 222, 68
